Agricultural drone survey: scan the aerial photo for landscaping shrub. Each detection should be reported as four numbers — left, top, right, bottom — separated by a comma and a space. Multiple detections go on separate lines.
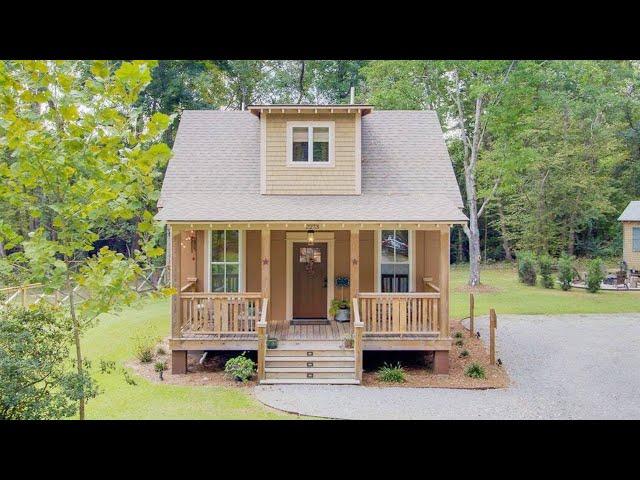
453, 331, 463, 339
557, 253, 575, 291
154, 361, 167, 381
455, 339, 464, 347
156, 346, 166, 356
224, 353, 256, 382
459, 349, 469, 358
135, 337, 155, 363
537, 254, 554, 289
377, 362, 406, 383
464, 362, 486, 379
517, 251, 537, 286
586, 258, 606, 293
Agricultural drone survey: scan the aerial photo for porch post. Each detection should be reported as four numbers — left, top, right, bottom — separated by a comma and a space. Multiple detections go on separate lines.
261, 229, 271, 314
170, 226, 186, 374
350, 228, 360, 296
438, 225, 450, 338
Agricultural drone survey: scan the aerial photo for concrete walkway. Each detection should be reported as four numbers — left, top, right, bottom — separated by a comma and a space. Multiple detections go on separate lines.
254, 313, 640, 419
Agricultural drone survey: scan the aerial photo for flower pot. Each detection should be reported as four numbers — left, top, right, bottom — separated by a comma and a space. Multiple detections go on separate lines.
335, 307, 350, 322
266, 338, 278, 349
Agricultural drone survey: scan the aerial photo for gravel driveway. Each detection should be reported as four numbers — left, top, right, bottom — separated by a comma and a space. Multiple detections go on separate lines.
254, 314, 640, 419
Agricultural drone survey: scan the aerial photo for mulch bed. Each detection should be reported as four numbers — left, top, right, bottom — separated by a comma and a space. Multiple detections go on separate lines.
361, 320, 510, 389
126, 337, 259, 388
129, 322, 509, 390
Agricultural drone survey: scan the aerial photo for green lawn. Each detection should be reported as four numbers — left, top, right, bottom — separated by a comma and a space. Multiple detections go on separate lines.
83, 298, 294, 420
450, 263, 640, 319
82, 264, 639, 419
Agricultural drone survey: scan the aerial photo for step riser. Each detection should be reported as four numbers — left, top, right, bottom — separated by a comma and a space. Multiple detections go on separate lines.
266, 349, 353, 357
265, 371, 355, 380
266, 361, 354, 368
260, 379, 360, 385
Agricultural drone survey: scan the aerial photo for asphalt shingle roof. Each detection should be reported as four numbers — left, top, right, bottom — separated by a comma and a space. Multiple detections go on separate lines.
156, 109, 466, 222
619, 201, 640, 221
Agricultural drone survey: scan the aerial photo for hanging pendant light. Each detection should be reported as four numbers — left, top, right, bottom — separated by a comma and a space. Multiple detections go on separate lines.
307, 229, 315, 245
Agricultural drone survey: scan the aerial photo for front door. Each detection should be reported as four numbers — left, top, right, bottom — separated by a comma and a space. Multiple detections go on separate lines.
293, 243, 328, 319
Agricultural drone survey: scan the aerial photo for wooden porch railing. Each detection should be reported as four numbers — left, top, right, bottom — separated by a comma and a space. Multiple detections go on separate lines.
257, 298, 269, 380
356, 292, 441, 336
352, 297, 364, 381
179, 292, 264, 336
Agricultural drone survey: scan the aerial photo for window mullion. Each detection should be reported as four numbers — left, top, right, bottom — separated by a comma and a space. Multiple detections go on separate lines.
308, 126, 313, 163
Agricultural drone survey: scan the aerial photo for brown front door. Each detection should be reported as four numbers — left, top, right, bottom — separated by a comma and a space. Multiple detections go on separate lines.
293, 242, 328, 319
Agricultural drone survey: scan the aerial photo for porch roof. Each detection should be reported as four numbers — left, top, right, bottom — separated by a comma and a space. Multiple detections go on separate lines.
155, 192, 467, 223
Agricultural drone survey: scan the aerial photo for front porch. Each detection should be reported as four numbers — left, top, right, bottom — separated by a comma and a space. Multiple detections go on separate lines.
167, 222, 453, 380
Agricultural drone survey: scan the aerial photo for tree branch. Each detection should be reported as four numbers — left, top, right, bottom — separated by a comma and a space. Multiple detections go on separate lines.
477, 178, 500, 218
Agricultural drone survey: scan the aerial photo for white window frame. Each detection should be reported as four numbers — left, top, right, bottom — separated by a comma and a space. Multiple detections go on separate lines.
205, 229, 245, 293
286, 121, 335, 167
633, 227, 640, 252
376, 229, 414, 293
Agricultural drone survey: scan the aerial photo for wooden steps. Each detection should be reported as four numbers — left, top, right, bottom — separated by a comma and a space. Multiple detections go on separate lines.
260, 344, 359, 385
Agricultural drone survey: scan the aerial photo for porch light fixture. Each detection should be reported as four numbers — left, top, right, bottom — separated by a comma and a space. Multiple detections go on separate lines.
307, 229, 315, 245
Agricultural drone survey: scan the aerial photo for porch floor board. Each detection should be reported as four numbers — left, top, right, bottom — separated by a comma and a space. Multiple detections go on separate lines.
268, 319, 351, 341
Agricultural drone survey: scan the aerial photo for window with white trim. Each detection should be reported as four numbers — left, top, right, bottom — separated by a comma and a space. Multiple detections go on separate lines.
210, 230, 240, 292
380, 229, 410, 292
633, 227, 640, 252
287, 122, 334, 166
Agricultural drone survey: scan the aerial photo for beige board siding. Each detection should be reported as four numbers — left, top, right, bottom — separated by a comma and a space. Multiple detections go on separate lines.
414, 230, 441, 291
623, 222, 640, 270
264, 113, 357, 194
179, 230, 198, 288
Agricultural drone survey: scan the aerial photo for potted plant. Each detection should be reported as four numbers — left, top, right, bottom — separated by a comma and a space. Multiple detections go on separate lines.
330, 299, 350, 322
266, 336, 278, 349
332, 276, 351, 322
343, 333, 354, 349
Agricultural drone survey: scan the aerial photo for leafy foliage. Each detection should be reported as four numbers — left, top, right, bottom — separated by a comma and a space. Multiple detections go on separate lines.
517, 251, 537, 286
557, 253, 575, 291
329, 299, 350, 316
464, 363, 486, 379
134, 336, 156, 363
0, 306, 96, 419
586, 258, 606, 293
376, 362, 406, 383
224, 353, 256, 382
538, 254, 555, 289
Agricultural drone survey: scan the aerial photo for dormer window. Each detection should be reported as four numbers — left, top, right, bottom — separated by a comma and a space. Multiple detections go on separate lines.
286, 121, 335, 167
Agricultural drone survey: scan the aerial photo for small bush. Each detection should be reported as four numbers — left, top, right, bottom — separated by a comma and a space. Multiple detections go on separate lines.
224, 353, 256, 382
586, 258, 606, 293
538, 254, 554, 289
517, 251, 537, 286
465, 362, 486, 379
154, 361, 167, 381
453, 331, 463, 339
99, 359, 116, 374
557, 253, 575, 291
376, 362, 406, 383
135, 345, 154, 363
133, 335, 156, 363
455, 339, 464, 347
459, 349, 469, 358
156, 346, 167, 356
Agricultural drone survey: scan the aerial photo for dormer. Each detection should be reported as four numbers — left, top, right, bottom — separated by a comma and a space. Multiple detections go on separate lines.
248, 104, 373, 195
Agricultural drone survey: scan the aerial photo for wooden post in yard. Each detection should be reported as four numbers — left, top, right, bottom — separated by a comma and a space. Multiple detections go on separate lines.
469, 293, 475, 338
489, 308, 497, 365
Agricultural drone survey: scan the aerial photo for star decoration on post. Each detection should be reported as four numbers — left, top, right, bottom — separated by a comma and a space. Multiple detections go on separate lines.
352, 258, 358, 265
262, 258, 269, 265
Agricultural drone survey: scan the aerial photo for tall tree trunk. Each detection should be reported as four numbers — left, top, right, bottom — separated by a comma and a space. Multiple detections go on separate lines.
496, 201, 513, 261
568, 225, 575, 256
457, 227, 465, 263
296, 60, 306, 104
0, 241, 5, 258
66, 269, 85, 420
